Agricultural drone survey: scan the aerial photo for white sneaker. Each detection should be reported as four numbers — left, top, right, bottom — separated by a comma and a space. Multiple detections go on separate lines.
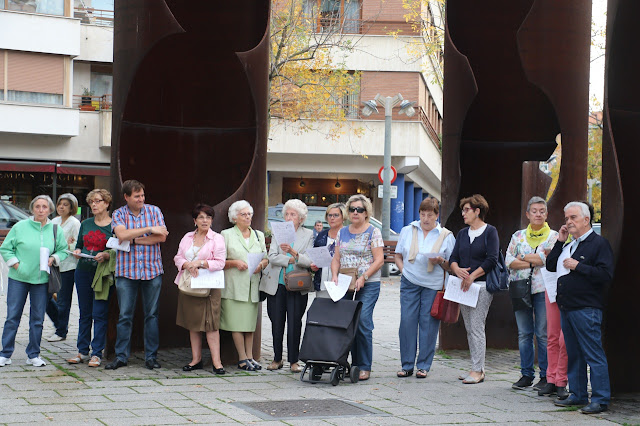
46, 333, 65, 342
26, 357, 46, 367
0, 356, 11, 367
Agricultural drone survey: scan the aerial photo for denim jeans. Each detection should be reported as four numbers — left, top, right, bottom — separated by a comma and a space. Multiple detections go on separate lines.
350, 281, 380, 371
75, 268, 113, 358
399, 276, 440, 371
45, 270, 75, 338
1, 278, 49, 359
114, 275, 163, 362
561, 308, 611, 405
514, 291, 548, 378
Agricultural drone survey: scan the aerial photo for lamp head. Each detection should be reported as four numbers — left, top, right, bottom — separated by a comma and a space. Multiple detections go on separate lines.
361, 100, 379, 117
398, 100, 416, 117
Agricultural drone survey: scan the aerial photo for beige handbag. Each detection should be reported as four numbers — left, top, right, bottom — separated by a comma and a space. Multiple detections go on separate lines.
178, 270, 210, 298
338, 267, 359, 292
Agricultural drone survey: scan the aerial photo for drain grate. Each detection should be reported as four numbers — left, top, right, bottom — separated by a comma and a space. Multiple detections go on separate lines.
234, 398, 387, 420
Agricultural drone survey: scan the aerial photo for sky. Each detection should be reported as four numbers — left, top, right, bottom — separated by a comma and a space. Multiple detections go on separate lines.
590, 0, 607, 108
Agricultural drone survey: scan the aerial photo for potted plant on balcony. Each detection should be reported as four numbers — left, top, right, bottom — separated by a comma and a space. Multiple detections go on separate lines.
80, 88, 95, 111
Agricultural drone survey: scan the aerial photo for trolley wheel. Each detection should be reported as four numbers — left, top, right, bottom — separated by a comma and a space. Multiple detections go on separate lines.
350, 366, 360, 383
311, 366, 324, 381
330, 367, 340, 386
300, 364, 309, 382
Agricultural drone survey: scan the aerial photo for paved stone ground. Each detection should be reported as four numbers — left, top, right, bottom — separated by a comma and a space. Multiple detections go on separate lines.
0, 277, 638, 425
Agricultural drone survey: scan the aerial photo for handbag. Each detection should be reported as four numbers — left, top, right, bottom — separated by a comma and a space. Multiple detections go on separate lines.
430, 271, 460, 323
48, 224, 62, 294
509, 266, 534, 312
178, 270, 210, 297
284, 269, 313, 292
484, 229, 509, 294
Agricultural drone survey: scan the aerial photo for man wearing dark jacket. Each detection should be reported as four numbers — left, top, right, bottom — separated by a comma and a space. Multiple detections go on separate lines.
546, 201, 613, 415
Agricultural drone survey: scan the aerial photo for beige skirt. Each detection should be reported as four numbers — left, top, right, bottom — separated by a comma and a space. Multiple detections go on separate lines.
176, 289, 221, 332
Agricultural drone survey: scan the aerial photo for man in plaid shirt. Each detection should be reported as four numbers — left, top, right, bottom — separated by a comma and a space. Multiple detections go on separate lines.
105, 180, 169, 370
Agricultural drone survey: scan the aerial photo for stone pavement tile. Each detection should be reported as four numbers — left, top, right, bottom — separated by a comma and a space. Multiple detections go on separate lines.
180, 414, 241, 424
130, 407, 184, 418
43, 420, 105, 426
83, 379, 159, 388
168, 405, 220, 416
102, 415, 192, 425
155, 377, 229, 386
130, 384, 214, 394
198, 389, 267, 402
397, 414, 492, 424
358, 399, 407, 409
56, 386, 138, 397
210, 405, 264, 423
202, 381, 281, 392
24, 395, 111, 405
474, 410, 563, 423
157, 399, 209, 409
545, 411, 615, 423
324, 417, 393, 426
39, 409, 135, 422
0, 404, 82, 416
76, 400, 164, 411
0, 413, 52, 423
284, 419, 333, 425
107, 390, 191, 402
2, 389, 61, 399
3, 380, 86, 391
371, 405, 428, 416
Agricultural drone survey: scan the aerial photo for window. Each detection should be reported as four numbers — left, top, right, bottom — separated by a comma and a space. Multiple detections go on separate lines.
305, 0, 361, 34
330, 72, 360, 119
1, 50, 64, 105
4, 0, 65, 16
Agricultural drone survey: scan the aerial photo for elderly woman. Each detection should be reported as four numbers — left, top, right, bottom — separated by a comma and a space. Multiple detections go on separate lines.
0, 195, 68, 367
261, 199, 314, 373
330, 194, 384, 381
449, 194, 499, 384
46, 193, 81, 343
220, 200, 268, 372
506, 196, 561, 396
68, 189, 114, 367
395, 197, 455, 379
310, 203, 346, 298
174, 204, 226, 374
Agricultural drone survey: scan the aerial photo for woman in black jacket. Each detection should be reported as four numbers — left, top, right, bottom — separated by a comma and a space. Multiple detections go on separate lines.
449, 194, 499, 384
310, 203, 346, 297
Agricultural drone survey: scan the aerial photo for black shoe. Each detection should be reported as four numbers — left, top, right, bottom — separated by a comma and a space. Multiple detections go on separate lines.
538, 382, 556, 396
182, 361, 202, 372
213, 366, 226, 375
554, 395, 588, 407
145, 359, 161, 370
512, 375, 534, 390
580, 402, 608, 414
105, 359, 127, 370
533, 377, 547, 391
556, 386, 569, 400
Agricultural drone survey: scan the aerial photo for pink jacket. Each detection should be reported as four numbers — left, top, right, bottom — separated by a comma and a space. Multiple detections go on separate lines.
173, 229, 226, 285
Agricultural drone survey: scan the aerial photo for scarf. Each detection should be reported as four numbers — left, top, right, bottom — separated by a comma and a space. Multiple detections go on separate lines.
526, 222, 551, 248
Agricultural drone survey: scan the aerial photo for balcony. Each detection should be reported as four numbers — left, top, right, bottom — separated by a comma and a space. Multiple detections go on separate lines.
72, 94, 112, 111
0, 9, 80, 56
73, 6, 113, 27
0, 102, 78, 136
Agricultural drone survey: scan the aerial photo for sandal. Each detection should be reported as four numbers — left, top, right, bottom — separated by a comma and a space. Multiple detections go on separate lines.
397, 369, 413, 378
248, 359, 262, 370
359, 370, 370, 381
462, 373, 485, 384
237, 359, 255, 371
416, 369, 428, 379
266, 360, 284, 370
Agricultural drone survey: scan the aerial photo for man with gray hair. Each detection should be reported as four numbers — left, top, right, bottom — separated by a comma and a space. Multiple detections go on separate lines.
546, 201, 613, 414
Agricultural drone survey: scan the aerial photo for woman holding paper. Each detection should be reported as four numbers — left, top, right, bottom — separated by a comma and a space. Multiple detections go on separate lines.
221, 200, 268, 372
505, 196, 560, 394
46, 193, 81, 343
449, 194, 499, 384
310, 202, 347, 298
261, 199, 314, 373
330, 194, 384, 381
394, 197, 455, 379
174, 204, 227, 374
68, 189, 113, 367
0, 195, 68, 368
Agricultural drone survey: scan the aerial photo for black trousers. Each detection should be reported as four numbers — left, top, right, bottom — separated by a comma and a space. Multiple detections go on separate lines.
266, 285, 308, 363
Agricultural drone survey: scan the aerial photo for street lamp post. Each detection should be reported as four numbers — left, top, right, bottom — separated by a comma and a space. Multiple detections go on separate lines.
362, 93, 416, 276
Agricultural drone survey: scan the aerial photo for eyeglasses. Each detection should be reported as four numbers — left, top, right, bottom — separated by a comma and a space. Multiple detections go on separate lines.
327, 213, 341, 219
348, 207, 366, 214
238, 212, 253, 218
196, 215, 212, 221
89, 199, 104, 205
462, 207, 475, 213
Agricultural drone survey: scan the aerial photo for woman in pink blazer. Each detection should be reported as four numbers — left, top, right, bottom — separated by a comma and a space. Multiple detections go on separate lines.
174, 204, 226, 374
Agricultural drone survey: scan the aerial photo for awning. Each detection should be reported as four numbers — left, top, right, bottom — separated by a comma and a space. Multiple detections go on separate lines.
56, 163, 110, 177
0, 160, 56, 173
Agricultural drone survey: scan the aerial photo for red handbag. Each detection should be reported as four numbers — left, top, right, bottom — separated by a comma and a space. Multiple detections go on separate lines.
430, 273, 460, 324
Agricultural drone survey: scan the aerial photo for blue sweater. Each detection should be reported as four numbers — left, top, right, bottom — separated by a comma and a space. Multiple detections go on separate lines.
449, 225, 499, 280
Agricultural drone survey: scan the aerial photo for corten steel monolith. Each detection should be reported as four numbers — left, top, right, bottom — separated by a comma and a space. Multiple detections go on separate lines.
602, 0, 640, 392
440, 0, 590, 350
109, 0, 270, 360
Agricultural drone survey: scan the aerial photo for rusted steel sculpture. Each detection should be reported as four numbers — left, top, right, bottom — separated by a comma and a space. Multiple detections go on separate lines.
110, 0, 270, 356
602, 0, 640, 392
440, 0, 591, 349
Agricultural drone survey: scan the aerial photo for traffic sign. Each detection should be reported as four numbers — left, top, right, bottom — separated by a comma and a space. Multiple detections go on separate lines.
378, 185, 398, 199
378, 166, 397, 184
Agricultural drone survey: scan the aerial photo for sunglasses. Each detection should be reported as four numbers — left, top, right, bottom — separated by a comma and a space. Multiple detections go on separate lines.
348, 207, 366, 214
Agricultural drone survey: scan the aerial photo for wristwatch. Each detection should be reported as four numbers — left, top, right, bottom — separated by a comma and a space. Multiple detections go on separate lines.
200, 260, 204, 268
363, 273, 369, 281
520, 253, 526, 260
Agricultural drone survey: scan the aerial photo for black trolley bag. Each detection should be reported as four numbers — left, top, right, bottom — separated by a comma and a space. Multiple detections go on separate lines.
299, 297, 362, 386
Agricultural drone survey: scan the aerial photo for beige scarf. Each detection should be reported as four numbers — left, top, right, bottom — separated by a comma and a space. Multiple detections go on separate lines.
407, 225, 452, 272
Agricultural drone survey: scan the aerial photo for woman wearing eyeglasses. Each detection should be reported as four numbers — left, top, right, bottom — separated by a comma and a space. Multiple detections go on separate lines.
330, 194, 384, 381
449, 194, 499, 384
67, 189, 113, 368
310, 203, 346, 298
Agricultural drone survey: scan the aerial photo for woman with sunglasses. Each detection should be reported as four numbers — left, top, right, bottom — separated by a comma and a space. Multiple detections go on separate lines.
310, 203, 346, 298
330, 194, 384, 381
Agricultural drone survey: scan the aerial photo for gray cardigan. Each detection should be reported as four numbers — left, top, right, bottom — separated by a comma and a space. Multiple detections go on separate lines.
259, 226, 314, 296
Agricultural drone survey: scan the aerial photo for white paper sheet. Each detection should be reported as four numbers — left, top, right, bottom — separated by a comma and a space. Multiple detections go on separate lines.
64, 249, 95, 259
325, 273, 352, 302
270, 221, 296, 246
306, 246, 333, 268
247, 252, 264, 275
443, 275, 481, 308
39, 247, 50, 273
190, 269, 225, 289
106, 237, 130, 252
423, 252, 446, 259
540, 267, 558, 303
556, 243, 572, 278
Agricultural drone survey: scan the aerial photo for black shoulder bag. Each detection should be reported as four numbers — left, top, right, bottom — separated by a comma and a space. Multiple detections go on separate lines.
509, 264, 534, 312
48, 224, 63, 294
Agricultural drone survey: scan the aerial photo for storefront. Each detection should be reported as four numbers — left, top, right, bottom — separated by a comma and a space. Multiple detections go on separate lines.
281, 177, 373, 206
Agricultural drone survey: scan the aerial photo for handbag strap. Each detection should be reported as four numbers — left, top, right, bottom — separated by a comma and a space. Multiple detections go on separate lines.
254, 229, 263, 280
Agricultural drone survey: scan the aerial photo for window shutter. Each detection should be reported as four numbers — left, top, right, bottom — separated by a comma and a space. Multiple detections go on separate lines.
7, 51, 64, 94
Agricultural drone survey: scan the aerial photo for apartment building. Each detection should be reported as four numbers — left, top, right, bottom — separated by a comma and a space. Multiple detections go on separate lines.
0, 0, 112, 216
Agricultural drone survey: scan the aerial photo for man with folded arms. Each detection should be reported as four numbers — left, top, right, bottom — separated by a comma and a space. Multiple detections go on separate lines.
105, 180, 169, 370
546, 201, 613, 415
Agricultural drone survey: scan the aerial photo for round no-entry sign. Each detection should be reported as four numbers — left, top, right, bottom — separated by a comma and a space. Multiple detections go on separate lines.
378, 166, 397, 184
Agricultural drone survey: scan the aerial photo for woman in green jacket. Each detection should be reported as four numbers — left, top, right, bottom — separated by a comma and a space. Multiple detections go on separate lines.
0, 195, 68, 367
